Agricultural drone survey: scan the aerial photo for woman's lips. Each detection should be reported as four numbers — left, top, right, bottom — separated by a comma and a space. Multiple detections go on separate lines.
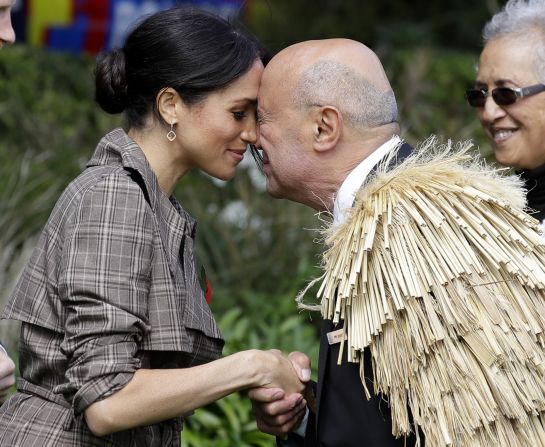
227, 149, 246, 162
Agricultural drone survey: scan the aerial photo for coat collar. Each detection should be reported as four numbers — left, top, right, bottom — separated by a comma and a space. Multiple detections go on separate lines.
87, 128, 160, 214
87, 128, 197, 275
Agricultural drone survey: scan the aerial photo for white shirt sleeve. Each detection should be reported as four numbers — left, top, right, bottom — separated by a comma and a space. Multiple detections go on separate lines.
292, 407, 309, 437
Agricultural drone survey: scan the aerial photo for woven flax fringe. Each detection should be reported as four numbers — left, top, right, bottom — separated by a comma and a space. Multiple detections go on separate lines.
299, 137, 545, 446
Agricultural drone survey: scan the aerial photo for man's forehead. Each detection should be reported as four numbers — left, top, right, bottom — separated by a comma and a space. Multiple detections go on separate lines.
258, 76, 289, 115
257, 91, 273, 115
261, 59, 298, 94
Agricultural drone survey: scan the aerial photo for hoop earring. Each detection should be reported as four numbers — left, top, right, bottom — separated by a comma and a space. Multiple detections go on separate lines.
167, 122, 177, 142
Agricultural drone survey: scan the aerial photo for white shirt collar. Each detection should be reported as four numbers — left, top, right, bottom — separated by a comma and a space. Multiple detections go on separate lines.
333, 136, 401, 225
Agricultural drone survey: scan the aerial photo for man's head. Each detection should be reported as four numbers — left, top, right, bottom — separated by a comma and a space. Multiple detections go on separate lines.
257, 39, 399, 211
0, 0, 15, 49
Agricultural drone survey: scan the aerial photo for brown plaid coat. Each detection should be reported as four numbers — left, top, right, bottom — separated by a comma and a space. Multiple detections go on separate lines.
0, 129, 224, 446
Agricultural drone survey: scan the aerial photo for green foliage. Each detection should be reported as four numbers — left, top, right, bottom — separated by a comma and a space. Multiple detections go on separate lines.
0, 46, 120, 157
182, 392, 273, 447
175, 167, 322, 297
387, 47, 490, 155
182, 305, 319, 447
0, 46, 122, 249
248, 0, 499, 54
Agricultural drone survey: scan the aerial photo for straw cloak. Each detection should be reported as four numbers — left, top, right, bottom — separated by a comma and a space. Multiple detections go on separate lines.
299, 138, 545, 446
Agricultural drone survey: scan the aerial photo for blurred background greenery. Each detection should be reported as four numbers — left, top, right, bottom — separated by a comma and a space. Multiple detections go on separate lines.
0, 0, 503, 445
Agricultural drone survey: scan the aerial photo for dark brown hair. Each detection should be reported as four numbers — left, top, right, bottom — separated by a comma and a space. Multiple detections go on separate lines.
95, 6, 266, 128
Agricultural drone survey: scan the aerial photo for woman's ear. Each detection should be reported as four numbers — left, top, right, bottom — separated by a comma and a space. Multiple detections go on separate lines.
156, 87, 181, 125
312, 105, 342, 152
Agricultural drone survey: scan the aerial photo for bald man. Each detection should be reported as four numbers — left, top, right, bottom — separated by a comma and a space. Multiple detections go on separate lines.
0, 0, 17, 404
249, 39, 417, 446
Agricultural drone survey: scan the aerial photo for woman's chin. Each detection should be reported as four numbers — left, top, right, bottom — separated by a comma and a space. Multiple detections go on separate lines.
493, 147, 517, 169
212, 170, 236, 182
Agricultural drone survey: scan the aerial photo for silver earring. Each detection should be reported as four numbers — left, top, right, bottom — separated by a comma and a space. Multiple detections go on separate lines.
167, 122, 177, 142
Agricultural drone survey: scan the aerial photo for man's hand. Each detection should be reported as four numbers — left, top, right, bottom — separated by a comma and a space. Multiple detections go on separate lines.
249, 351, 311, 437
0, 347, 15, 403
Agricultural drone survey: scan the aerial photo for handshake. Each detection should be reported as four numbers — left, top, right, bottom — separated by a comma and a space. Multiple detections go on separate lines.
249, 350, 313, 438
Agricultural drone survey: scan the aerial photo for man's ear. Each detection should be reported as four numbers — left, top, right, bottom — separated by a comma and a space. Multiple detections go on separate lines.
156, 87, 181, 125
312, 105, 342, 152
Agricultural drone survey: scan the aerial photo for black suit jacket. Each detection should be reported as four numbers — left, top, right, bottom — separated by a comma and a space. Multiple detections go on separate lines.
279, 142, 418, 447
280, 319, 417, 447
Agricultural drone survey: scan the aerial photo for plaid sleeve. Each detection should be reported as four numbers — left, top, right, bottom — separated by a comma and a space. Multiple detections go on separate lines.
57, 171, 154, 415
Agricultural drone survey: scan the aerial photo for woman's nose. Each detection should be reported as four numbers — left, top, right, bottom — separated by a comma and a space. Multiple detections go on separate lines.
479, 94, 507, 124
241, 118, 258, 144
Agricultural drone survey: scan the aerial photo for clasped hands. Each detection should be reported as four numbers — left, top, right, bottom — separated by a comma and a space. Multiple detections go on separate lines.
250, 350, 312, 437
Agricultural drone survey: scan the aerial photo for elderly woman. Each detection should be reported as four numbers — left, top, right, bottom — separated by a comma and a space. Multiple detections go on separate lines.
466, 0, 545, 225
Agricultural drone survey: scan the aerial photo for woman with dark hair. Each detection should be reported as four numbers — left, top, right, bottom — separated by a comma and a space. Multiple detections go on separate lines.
0, 7, 305, 446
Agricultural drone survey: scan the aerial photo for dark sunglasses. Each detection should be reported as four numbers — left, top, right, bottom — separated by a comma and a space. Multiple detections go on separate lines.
465, 83, 545, 107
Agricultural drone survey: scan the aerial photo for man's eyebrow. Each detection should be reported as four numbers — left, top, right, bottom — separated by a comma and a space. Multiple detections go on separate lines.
256, 108, 267, 122
494, 78, 516, 86
257, 106, 272, 117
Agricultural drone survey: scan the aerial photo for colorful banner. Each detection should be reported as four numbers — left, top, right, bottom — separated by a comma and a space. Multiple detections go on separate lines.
12, 0, 246, 54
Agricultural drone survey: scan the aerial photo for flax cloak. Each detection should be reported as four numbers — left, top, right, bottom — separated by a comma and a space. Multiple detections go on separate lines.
299, 138, 545, 446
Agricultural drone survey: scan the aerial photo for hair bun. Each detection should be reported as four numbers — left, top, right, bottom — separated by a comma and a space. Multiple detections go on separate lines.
95, 49, 129, 114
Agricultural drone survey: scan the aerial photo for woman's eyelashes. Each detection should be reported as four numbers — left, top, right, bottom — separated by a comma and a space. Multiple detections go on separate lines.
233, 111, 246, 121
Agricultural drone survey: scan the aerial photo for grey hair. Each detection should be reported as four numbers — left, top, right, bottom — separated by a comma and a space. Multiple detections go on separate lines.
483, 0, 545, 82
293, 61, 398, 130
